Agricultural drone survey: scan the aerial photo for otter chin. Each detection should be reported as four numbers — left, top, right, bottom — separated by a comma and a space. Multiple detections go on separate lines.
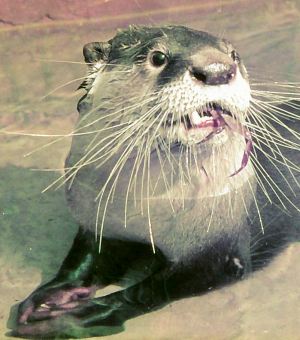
12, 25, 300, 339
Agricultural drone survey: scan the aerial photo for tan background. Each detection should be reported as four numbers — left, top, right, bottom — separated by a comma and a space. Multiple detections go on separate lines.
1, 0, 300, 339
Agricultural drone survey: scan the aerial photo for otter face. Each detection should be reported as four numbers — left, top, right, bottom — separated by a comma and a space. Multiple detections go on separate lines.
80, 26, 252, 175
124, 26, 251, 147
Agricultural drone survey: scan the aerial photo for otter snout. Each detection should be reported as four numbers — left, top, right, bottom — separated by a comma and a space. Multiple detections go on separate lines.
189, 47, 237, 85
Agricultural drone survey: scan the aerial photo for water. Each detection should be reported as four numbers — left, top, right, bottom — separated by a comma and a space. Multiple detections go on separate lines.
1, 0, 300, 339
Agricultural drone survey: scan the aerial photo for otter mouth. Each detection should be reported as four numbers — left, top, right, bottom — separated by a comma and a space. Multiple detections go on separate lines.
166, 103, 252, 177
167, 103, 233, 146
182, 103, 231, 131
181, 103, 232, 145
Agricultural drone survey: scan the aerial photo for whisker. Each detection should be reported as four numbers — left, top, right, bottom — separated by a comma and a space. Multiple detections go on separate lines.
95, 133, 144, 248
124, 135, 147, 227
40, 76, 87, 100
146, 144, 156, 253
34, 58, 89, 65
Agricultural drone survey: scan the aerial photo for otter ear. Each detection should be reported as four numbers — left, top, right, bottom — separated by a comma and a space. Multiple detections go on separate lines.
83, 42, 111, 63
79, 42, 112, 91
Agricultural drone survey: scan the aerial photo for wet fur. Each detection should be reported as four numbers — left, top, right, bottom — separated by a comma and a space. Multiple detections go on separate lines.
11, 25, 300, 338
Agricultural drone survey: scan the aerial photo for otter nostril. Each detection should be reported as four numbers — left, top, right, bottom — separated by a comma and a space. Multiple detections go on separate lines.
192, 71, 207, 82
189, 66, 207, 82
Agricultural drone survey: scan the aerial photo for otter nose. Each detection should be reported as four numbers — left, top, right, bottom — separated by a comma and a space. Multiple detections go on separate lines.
189, 63, 237, 85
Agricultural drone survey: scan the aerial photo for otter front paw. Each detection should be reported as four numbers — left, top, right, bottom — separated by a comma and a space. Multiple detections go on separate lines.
13, 283, 117, 339
13, 296, 126, 339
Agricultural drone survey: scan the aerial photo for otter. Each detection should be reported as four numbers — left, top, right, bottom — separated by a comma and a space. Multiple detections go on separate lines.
12, 25, 300, 338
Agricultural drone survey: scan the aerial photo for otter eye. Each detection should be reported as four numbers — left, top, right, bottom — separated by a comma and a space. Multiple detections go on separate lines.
150, 51, 167, 67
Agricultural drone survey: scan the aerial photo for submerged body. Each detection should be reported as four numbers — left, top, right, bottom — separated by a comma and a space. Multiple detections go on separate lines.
13, 25, 300, 338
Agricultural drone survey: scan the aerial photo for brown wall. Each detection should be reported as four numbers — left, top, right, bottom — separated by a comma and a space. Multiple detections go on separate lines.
0, 0, 229, 28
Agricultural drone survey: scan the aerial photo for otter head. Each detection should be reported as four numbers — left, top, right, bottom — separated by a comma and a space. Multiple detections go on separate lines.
67, 25, 255, 236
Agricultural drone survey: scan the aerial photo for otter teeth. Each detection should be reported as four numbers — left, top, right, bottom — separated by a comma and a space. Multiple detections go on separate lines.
191, 110, 202, 125
189, 110, 213, 128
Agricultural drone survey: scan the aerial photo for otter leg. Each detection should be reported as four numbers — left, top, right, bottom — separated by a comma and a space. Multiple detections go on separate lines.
13, 232, 249, 339
14, 226, 166, 338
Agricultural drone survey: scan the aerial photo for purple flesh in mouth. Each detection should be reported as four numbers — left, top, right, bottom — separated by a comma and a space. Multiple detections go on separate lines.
199, 107, 252, 177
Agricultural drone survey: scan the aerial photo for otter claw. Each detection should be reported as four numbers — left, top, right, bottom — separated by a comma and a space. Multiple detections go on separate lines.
17, 284, 98, 326
13, 297, 125, 339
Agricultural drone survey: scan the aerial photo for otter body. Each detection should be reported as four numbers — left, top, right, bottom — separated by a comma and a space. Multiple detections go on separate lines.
66, 26, 254, 261
13, 26, 300, 338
